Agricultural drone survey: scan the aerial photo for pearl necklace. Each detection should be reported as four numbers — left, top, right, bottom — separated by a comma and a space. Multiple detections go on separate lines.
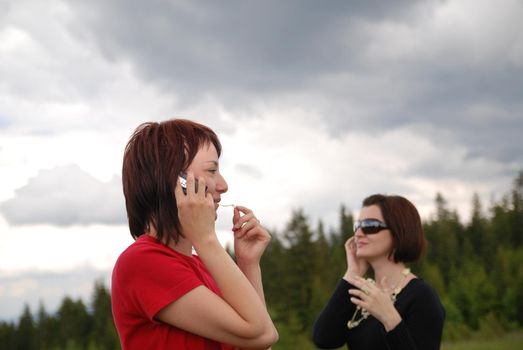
347, 268, 410, 329
388, 268, 411, 303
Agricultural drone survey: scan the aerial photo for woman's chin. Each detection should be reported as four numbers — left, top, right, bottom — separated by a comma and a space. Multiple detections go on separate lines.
355, 250, 368, 258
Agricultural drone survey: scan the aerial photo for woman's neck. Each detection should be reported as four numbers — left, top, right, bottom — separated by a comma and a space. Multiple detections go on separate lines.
146, 229, 193, 256
369, 258, 407, 290
170, 238, 193, 256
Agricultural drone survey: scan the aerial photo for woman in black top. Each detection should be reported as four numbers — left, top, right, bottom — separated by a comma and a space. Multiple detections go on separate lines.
313, 194, 445, 350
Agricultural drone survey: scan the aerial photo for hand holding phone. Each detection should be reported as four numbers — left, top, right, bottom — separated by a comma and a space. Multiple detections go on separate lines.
344, 237, 369, 278
179, 171, 208, 195
175, 172, 216, 245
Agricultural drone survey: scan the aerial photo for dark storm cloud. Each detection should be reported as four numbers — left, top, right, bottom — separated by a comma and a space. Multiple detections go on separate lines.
67, 0, 523, 168
68, 0, 414, 95
0, 164, 126, 226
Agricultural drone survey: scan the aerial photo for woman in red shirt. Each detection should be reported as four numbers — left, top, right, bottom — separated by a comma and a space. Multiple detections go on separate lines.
112, 119, 278, 349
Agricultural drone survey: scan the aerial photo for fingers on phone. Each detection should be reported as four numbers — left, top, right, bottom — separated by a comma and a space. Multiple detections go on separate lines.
175, 176, 185, 199
184, 172, 195, 195
196, 176, 207, 197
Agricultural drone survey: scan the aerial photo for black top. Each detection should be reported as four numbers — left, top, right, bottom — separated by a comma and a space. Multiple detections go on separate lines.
312, 278, 445, 350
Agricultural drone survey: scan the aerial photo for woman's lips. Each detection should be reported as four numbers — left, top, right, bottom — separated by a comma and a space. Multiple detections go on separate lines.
356, 242, 367, 249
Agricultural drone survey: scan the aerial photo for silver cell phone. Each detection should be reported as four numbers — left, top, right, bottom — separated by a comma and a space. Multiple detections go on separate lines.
179, 171, 207, 195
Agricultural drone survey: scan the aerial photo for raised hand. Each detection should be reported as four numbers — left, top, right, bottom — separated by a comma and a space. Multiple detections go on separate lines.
344, 237, 369, 279
232, 206, 271, 265
175, 172, 216, 244
346, 274, 402, 331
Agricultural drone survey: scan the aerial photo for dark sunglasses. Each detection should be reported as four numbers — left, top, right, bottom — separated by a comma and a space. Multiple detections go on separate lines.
353, 219, 388, 234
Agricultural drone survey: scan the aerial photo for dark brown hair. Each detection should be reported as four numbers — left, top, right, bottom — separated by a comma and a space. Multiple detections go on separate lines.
122, 119, 221, 244
362, 194, 426, 263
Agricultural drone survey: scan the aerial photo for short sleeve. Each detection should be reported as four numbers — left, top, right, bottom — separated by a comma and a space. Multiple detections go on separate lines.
115, 243, 203, 321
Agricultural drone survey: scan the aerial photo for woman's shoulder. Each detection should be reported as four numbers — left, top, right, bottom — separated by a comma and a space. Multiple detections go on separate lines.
117, 235, 163, 258
115, 235, 191, 271
405, 277, 437, 294
404, 278, 444, 307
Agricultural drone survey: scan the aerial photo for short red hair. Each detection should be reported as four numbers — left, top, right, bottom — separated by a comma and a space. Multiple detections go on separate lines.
122, 119, 221, 244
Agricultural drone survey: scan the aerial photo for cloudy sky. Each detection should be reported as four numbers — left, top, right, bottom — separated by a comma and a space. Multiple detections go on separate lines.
1, 0, 522, 321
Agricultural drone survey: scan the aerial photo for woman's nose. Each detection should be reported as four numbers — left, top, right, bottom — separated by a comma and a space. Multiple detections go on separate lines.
216, 173, 228, 194
354, 227, 365, 237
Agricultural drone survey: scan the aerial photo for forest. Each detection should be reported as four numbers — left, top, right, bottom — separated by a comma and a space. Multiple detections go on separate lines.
1, 172, 522, 350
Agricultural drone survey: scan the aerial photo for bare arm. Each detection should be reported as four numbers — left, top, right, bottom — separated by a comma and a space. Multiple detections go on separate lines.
238, 262, 266, 305
233, 205, 270, 305
233, 205, 277, 349
156, 175, 277, 348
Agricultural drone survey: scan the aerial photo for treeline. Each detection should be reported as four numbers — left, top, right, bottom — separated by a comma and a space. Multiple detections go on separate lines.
1, 172, 522, 349
0, 282, 119, 350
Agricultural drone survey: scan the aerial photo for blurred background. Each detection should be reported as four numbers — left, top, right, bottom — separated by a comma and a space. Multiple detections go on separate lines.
1, 0, 522, 349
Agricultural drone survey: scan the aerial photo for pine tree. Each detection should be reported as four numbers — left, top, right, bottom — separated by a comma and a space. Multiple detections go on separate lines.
57, 297, 92, 349
260, 231, 287, 311
89, 280, 119, 350
490, 195, 512, 247
425, 193, 462, 286
467, 193, 496, 270
510, 171, 523, 246
15, 304, 35, 350
280, 209, 317, 332
35, 301, 57, 349
327, 205, 354, 283
310, 221, 334, 326
0, 321, 16, 350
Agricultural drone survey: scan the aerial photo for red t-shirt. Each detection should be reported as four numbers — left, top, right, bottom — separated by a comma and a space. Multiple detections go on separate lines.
112, 235, 236, 350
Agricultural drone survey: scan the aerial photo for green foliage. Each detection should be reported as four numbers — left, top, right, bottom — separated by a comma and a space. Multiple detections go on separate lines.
16, 304, 36, 350
56, 297, 91, 349
272, 314, 317, 350
0, 321, 16, 349
442, 330, 523, 350
441, 296, 471, 342
89, 280, 119, 350
448, 262, 496, 329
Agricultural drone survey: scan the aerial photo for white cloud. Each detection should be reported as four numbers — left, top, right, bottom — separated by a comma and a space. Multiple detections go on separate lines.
0, 216, 131, 271
0, 164, 126, 226
362, 0, 523, 66
215, 112, 512, 232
